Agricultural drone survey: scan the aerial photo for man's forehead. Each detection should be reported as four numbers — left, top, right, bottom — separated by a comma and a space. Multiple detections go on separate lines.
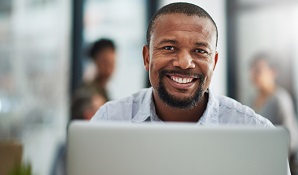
153, 13, 215, 33
151, 13, 217, 45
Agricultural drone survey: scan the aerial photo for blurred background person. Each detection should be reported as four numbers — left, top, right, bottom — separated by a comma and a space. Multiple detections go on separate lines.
71, 88, 105, 120
249, 52, 298, 173
82, 38, 116, 102
71, 38, 116, 119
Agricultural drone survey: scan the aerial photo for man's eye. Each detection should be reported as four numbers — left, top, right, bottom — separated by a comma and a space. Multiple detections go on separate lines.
194, 49, 208, 54
164, 46, 175, 51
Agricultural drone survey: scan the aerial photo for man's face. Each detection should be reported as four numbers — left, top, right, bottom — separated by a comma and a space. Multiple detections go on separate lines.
143, 13, 218, 109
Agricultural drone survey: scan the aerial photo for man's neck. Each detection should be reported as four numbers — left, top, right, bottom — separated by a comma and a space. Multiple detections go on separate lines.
152, 91, 209, 122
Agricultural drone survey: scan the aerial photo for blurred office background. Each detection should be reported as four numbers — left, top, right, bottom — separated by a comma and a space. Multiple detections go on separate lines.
0, 0, 298, 175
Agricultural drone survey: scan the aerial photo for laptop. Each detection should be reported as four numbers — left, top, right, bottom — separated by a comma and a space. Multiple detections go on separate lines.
67, 121, 289, 175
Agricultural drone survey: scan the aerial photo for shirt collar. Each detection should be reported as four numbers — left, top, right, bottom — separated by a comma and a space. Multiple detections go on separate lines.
197, 88, 220, 125
131, 87, 154, 122
132, 87, 220, 124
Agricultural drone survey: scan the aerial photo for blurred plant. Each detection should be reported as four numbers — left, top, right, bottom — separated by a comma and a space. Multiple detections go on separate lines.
9, 163, 32, 175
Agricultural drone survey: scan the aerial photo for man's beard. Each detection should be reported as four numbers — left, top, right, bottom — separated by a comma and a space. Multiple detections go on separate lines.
157, 69, 205, 109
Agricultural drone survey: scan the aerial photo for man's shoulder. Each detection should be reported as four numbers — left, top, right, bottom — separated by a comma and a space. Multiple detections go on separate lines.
104, 88, 150, 108
216, 95, 273, 127
217, 95, 251, 114
90, 88, 152, 122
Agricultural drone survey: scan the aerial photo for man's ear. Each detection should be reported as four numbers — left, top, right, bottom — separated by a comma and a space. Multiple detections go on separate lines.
142, 45, 150, 71
213, 51, 219, 70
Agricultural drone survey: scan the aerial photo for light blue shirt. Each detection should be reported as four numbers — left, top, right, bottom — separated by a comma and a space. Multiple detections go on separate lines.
91, 88, 273, 127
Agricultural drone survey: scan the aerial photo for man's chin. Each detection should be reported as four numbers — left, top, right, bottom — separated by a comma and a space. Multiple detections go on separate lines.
167, 94, 194, 103
156, 76, 204, 109
159, 90, 200, 109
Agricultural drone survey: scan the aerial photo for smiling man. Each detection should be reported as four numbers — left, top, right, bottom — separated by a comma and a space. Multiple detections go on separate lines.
91, 2, 272, 126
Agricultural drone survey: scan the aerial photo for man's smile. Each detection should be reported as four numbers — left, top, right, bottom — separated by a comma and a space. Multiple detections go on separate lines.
164, 74, 199, 90
169, 75, 195, 84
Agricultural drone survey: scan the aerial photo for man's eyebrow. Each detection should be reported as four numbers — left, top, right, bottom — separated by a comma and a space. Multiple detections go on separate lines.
157, 39, 177, 45
194, 42, 211, 49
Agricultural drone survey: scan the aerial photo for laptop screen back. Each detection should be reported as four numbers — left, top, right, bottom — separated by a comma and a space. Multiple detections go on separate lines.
67, 121, 289, 175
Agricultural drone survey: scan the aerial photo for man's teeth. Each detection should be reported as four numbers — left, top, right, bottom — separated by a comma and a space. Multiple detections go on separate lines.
171, 77, 193, 84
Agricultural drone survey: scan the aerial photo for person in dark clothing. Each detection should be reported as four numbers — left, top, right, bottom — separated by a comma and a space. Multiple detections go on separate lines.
85, 38, 116, 102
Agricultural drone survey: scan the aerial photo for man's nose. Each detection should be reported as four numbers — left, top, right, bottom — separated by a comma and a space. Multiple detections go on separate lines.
172, 50, 195, 69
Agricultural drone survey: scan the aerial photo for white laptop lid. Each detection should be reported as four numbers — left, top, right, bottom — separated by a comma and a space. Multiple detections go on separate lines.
67, 121, 289, 175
